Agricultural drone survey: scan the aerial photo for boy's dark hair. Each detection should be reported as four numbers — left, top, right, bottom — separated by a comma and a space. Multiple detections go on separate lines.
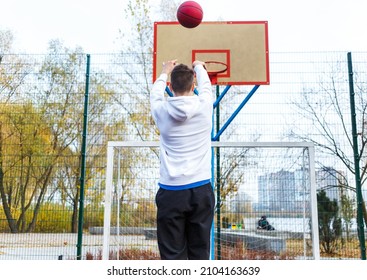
170, 64, 194, 94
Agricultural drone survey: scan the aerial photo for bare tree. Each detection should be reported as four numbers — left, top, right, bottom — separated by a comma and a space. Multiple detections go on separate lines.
288, 60, 367, 227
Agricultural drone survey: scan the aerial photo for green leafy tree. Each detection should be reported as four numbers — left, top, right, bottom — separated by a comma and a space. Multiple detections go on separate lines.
114, 0, 182, 142
35, 40, 87, 232
1, 31, 62, 232
0, 29, 31, 104
0, 103, 55, 232
37, 40, 115, 232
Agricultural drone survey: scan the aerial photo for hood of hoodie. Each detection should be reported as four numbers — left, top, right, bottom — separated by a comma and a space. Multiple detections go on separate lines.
166, 96, 200, 122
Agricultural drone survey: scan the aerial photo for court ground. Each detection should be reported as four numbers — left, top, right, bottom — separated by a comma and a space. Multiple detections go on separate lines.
0, 233, 157, 260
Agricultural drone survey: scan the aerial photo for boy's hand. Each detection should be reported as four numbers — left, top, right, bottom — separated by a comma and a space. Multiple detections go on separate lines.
162, 59, 178, 75
192, 60, 206, 68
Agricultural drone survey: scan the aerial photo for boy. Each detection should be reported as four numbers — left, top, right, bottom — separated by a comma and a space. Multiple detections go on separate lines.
150, 60, 215, 260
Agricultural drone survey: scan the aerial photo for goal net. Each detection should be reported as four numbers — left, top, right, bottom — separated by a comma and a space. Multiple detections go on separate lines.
102, 141, 320, 260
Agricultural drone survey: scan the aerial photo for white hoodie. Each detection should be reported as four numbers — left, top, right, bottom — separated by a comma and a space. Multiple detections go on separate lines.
150, 64, 213, 190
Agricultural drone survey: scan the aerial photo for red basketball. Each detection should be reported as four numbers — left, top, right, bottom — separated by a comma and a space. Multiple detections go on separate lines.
177, 1, 203, 28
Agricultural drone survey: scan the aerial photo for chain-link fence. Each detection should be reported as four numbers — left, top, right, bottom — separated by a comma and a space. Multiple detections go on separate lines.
0, 51, 366, 260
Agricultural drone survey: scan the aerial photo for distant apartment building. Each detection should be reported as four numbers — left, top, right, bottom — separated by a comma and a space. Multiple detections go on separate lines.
258, 170, 296, 213
257, 167, 347, 214
230, 192, 254, 214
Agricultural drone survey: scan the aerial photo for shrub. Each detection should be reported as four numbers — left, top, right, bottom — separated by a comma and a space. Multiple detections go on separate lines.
317, 190, 342, 254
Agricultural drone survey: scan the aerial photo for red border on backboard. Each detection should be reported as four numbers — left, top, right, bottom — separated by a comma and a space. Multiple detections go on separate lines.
192, 49, 230, 78
153, 21, 270, 85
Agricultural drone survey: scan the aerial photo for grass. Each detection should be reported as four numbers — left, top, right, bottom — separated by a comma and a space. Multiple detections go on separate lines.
286, 237, 362, 259
85, 237, 363, 260
86, 248, 160, 260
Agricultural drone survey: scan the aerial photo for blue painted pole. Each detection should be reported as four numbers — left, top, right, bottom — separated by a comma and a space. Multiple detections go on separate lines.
213, 85, 231, 109
212, 85, 260, 141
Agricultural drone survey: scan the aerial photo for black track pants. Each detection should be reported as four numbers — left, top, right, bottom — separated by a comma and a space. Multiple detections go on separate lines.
155, 183, 215, 260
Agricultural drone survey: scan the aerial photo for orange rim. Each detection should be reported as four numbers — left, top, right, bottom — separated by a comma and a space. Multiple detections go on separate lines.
204, 61, 228, 76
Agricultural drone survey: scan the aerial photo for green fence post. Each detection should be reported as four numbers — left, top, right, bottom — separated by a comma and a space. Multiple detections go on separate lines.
77, 54, 91, 260
347, 52, 366, 260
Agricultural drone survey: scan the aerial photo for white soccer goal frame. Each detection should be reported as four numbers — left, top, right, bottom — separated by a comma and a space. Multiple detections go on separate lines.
102, 141, 320, 260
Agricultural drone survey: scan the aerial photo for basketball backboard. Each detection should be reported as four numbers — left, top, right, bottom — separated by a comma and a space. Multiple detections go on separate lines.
153, 21, 270, 85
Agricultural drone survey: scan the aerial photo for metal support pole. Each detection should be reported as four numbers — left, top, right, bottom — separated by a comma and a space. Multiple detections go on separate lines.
347, 52, 366, 260
76, 54, 90, 260
213, 85, 231, 109
102, 144, 114, 260
165, 86, 173, 97
215, 85, 221, 260
308, 146, 320, 259
212, 85, 260, 141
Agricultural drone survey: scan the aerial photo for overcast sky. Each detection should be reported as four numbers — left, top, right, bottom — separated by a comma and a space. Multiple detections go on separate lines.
1, 0, 366, 53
